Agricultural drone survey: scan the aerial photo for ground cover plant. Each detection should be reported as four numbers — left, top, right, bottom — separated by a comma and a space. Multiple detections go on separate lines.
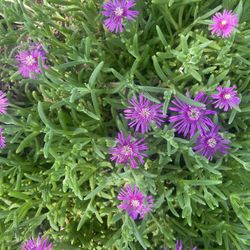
0, 0, 250, 249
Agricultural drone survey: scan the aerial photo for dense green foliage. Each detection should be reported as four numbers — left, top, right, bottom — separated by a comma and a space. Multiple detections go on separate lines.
1, 0, 250, 249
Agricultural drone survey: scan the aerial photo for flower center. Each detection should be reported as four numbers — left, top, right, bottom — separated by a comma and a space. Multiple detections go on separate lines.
121, 145, 133, 156
187, 107, 200, 121
207, 138, 217, 148
25, 55, 36, 66
140, 108, 151, 119
114, 7, 124, 16
221, 20, 227, 26
131, 199, 140, 207
223, 93, 231, 100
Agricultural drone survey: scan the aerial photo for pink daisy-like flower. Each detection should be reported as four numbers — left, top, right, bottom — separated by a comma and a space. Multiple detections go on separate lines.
102, 0, 139, 33
0, 91, 9, 114
212, 85, 240, 111
193, 126, 230, 161
124, 94, 166, 134
22, 236, 52, 250
109, 132, 148, 169
117, 184, 153, 220
210, 10, 238, 38
0, 128, 6, 148
16, 43, 48, 79
169, 92, 216, 138
164, 240, 197, 250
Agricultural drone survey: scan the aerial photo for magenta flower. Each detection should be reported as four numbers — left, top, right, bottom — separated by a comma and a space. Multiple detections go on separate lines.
124, 94, 166, 134
169, 92, 216, 138
102, 0, 139, 33
210, 10, 238, 38
22, 236, 52, 250
193, 126, 230, 160
164, 240, 197, 250
212, 85, 240, 111
0, 91, 9, 114
16, 43, 48, 79
0, 128, 6, 148
117, 184, 153, 220
109, 132, 148, 169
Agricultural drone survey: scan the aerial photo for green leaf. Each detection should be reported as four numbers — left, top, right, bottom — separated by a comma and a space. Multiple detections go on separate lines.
8, 191, 30, 201
156, 25, 167, 47
152, 55, 168, 82
77, 212, 90, 231
55, 60, 86, 69
129, 219, 147, 249
16, 131, 40, 153
89, 61, 104, 88
182, 180, 222, 186
176, 92, 205, 107
188, 67, 202, 82
84, 181, 109, 200
196, 5, 222, 21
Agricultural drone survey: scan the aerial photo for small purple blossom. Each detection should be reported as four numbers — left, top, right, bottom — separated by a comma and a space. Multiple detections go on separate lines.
0, 128, 6, 148
16, 43, 48, 79
22, 236, 52, 250
169, 92, 216, 138
0, 91, 9, 114
102, 0, 139, 33
164, 240, 197, 250
124, 94, 166, 134
109, 132, 148, 169
212, 85, 240, 111
117, 184, 153, 220
193, 126, 230, 160
210, 10, 238, 38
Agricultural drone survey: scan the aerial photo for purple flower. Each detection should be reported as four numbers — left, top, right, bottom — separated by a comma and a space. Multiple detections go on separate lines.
22, 236, 52, 250
164, 240, 197, 250
124, 94, 166, 134
0, 91, 9, 114
169, 92, 216, 138
117, 184, 153, 220
193, 126, 230, 160
102, 0, 139, 33
210, 10, 238, 38
109, 132, 148, 169
212, 85, 240, 111
0, 128, 6, 148
16, 43, 48, 79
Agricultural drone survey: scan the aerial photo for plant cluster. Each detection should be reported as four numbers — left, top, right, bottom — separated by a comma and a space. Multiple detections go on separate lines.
0, 0, 250, 249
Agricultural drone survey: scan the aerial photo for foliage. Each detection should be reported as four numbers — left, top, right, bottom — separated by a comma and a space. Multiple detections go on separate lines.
0, 0, 250, 249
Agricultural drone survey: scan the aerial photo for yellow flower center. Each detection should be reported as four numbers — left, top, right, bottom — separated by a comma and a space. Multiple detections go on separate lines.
115, 7, 124, 16
223, 93, 231, 100
25, 55, 36, 66
131, 199, 140, 207
121, 145, 132, 156
221, 20, 227, 26
140, 108, 151, 119
187, 107, 200, 121
207, 138, 217, 148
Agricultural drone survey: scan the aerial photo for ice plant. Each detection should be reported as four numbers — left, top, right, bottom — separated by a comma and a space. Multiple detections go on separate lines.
210, 10, 238, 38
102, 0, 139, 33
212, 85, 240, 111
193, 126, 230, 160
22, 236, 52, 250
124, 94, 166, 134
0, 128, 6, 148
164, 240, 197, 250
16, 43, 48, 79
109, 132, 148, 169
0, 91, 9, 114
169, 92, 216, 138
117, 184, 153, 220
